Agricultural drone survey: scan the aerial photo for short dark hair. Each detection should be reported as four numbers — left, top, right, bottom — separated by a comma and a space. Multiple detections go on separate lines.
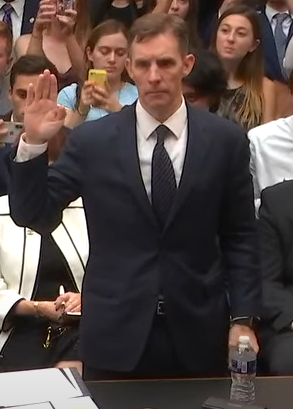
128, 13, 189, 54
182, 50, 227, 112
10, 55, 59, 89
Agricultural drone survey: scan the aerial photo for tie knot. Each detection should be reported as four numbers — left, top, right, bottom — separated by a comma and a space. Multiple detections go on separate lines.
2, 2, 13, 13
275, 12, 289, 24
155, 125, 170, 145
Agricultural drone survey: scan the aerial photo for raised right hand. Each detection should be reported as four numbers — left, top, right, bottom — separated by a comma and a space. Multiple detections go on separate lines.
23, 69, 66, 145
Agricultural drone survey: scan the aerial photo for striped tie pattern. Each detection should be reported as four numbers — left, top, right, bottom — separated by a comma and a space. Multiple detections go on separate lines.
151, 125, 176, 228
2, 2, 13, 34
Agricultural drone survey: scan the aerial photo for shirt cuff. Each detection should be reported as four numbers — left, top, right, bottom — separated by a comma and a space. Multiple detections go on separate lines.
15, 134, 48, 163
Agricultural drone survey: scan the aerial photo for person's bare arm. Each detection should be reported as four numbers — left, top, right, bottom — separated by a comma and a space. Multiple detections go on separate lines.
151, 0, 173, 13
262, 77, 276, 124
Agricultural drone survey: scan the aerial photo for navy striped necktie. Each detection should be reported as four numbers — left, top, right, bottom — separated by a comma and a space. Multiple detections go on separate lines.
2, 2, 14, 34
151, 125, 176, 228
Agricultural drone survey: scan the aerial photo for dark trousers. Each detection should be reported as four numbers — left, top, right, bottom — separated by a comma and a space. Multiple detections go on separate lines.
83, 314, 227, 381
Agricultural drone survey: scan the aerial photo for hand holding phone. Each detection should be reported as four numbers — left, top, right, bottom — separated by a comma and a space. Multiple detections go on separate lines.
0, 121, 24, 144
88, 69, 107, 87
57, 0, 75, 15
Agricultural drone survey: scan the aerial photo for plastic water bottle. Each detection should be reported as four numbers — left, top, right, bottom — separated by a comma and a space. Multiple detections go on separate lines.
229, 335, 257, 404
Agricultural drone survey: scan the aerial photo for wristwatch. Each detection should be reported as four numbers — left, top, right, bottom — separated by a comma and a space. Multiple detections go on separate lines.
230, 317, 256, 328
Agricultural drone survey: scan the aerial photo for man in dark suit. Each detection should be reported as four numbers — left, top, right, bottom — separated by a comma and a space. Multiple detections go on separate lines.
7, 13, 261, 380
0, 0, 40, 39
259, 180, 293, 375
258, 0, 293, 83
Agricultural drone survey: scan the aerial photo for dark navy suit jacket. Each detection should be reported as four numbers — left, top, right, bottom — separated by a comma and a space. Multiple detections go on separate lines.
259, 9, 293, 83
7, 103, 261, 373
21, 0, 40, 35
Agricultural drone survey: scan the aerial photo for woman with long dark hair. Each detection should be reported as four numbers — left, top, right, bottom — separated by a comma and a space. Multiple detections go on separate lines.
212, 4, 275, 130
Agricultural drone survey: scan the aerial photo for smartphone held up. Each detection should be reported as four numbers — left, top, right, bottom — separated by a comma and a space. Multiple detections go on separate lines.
57, 0, 75, 15
88, 69, 107, 87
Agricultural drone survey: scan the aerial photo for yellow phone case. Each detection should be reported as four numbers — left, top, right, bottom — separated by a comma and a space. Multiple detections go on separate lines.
88, 69, 107, 86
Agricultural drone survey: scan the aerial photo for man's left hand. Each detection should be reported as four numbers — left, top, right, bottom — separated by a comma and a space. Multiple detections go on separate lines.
229, 324, 259, 353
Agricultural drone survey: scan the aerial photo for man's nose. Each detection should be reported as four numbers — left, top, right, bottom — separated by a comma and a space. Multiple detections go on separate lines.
171, 0, 179, 10
148, 65, 161, 83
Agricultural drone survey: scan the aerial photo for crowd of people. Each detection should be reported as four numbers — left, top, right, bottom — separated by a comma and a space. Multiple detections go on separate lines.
0, 0, 293, 381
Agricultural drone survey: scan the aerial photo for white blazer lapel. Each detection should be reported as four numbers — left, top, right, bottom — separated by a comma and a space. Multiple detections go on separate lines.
20, 228, 42, 300
51, 199, 88, 292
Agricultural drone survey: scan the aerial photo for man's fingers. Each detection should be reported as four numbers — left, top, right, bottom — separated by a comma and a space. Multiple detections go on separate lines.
26, 83, 35, 106
42, 70, 51, 100
49, 73, 58, 102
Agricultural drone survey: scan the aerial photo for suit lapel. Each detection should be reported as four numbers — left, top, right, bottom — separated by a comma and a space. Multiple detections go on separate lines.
51, 200, 88, 292
117, 105, 158, 228
164, 106, 211, 233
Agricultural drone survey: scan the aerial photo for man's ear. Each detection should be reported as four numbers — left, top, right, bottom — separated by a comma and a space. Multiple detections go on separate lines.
125, 58, 134, 81
182, 53, 195, 78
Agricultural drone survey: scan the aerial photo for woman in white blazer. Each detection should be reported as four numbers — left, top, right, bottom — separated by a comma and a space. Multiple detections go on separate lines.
0, 194, 88, 373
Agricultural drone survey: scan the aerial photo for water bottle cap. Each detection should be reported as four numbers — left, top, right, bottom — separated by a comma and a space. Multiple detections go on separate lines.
239, 335, 250, 344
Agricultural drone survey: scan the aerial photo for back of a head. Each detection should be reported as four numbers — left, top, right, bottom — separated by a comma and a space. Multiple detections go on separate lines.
10, 55, 59, 89
128, 13, 189, 54
183, 50, 227, 104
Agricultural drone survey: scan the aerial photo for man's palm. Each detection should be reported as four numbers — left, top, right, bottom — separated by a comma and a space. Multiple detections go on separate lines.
24, 99, 65, 142
24, 70, 66, 144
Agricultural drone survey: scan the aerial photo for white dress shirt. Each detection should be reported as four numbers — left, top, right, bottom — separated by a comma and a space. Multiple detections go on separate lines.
16, 100, 188, 199
248, 115, 293, 214
136, 99, 187, 199
0, 0, 25, 41
266, 4, 292, 36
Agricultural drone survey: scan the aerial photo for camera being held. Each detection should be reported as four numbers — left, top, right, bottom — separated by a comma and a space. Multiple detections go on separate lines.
57, 0, 76, 16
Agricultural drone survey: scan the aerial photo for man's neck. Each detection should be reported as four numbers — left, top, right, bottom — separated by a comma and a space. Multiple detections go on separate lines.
140, 96, 183, 123
267, 2, 288, 12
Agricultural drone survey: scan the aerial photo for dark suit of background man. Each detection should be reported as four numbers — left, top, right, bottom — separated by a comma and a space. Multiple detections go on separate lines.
7, 13, 261, 380
259, 181, 293, 375
0, 0, 40, 40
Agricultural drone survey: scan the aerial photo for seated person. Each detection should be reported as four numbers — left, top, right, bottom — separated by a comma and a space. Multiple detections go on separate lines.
0, 21, 13, 117
259, 180, 293, 375
0, 77, 88, 372
248, 115, 293, 214
57, 19, 138, 129
14, 0, 91, 90
182, 49, 227, 112
0, 54, 59, 197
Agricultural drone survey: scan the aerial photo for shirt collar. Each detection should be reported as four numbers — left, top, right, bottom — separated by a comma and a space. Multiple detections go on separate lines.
136, 98, 187, 141
0, 0, 25, 17
265, 4, 293, 22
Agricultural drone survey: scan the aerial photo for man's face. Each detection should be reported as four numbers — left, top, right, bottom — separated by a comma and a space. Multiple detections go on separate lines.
126, 32, 194, 119
10, 74, 40, 122
0, 37, 11, 76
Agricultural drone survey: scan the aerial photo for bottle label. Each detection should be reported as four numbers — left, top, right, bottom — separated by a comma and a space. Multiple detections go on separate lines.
230, 359, 256, 374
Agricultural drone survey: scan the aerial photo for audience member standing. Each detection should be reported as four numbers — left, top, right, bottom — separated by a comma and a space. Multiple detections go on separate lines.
0, 0, 40, 40
7, 13, 261, 380
213, 4, 275, 130
14, 0, 91, 89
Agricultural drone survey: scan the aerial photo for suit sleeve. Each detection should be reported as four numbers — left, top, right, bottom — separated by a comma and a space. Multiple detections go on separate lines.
259, 189, 293, 331
219, 132, 262, 318
8, 128, 83, 235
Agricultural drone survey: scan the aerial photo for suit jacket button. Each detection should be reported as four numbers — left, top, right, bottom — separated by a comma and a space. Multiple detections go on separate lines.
27, 229, 34, 235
